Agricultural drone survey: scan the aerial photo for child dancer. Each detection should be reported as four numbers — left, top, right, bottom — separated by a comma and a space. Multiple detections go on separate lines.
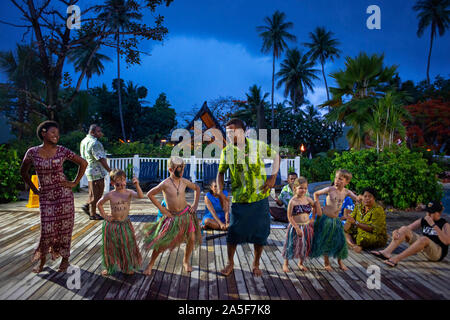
282, 177, 319, 272
143, 156, 202, 275
97, 169, 144, 276
311, 169, 359, 271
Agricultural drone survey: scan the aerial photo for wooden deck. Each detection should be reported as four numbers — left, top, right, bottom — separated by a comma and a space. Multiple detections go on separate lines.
0, 192, 449, 300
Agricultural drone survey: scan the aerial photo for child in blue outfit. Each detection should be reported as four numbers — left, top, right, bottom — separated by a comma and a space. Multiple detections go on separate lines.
201, 180, 230, 230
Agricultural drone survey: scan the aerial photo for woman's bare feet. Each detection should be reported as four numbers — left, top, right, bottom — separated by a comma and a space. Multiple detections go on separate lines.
282, 261, 290, 273
32, 258, 46, 273
297, 263, 308, 271
220, 263, 234, 276
57, 258, 70, 272
353, 245, 363, 253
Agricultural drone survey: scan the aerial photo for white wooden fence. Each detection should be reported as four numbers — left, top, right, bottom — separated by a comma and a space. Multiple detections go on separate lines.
80, 155, 301, 192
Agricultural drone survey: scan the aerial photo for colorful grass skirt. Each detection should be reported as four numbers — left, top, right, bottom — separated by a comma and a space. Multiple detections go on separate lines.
227, 197, 270, 246
143, 206, 202, 252
101, 217, 142, 274
282, 222, 314, 260
310, 215, 348, 260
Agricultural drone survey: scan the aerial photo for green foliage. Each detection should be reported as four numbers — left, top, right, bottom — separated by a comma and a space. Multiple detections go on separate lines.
0, 145, 21, 203
300, 155, 334, 183
332, 146, 443, 209
106, 141, 173, 157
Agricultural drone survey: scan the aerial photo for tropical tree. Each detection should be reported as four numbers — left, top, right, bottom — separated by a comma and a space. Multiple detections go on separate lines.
257, 11, 297, 128
232, 85, 269, 131
303, 26, 341, 101
275, 48, 319, 112
68, 29, 112, 89
413, 0, 450, 84
322, 52, 400, 149
0, 44, 45, 139
98, 0, 144, 141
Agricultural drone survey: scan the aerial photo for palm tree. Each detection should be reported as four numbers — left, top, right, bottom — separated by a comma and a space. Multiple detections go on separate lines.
303, 26, 341, 101
257, 11, 297, 128
233, 85, 269, 131
413, 0, 450, 84
0, 44, 44, 139
275, 48, 319, 112
98, 0, 143, 141
68, 31, 112, 89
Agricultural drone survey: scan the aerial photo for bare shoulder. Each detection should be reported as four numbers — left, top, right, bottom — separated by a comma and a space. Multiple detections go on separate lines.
182, 178, 199, 189
306, 196, 315, 205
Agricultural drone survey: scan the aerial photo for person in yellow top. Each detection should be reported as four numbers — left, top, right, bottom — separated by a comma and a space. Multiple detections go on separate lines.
344, 187, 387, 253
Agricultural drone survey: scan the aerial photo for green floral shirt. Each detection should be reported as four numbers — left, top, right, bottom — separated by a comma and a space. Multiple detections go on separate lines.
219, 138, 277, 203
350, 203, 387, 248
80, 134, 108, 181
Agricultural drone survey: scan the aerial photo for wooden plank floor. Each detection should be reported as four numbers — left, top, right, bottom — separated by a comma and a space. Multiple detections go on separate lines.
0, 192, 449, 300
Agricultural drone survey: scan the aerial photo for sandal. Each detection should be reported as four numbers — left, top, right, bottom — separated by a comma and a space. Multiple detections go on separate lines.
384, 259, 398, 268
370, 250, 390, 260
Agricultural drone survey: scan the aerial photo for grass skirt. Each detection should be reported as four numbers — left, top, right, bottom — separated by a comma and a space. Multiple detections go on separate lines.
282, 222, 314, 260
310, 215, 348, 260
143, 206, 202, 252
102, 218, 142, 274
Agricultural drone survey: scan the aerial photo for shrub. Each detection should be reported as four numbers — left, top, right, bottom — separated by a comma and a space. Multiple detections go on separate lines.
332, 146, 443, 209
106, 141, 173, 158
0, 145, 21, 203
300, 155, 334, 183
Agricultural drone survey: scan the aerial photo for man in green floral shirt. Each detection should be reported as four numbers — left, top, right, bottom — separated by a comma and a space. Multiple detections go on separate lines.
217, 118, 280, 277
80, 125, 111, 220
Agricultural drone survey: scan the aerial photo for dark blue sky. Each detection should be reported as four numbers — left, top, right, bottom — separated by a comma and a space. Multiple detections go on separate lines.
0, 0, 449, 122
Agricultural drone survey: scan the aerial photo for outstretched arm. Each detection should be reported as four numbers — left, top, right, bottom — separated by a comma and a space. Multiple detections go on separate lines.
313, 187, 329, 202
130, 177, 145, 199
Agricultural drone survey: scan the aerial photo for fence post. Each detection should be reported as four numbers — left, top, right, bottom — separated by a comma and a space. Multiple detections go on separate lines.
190, 155, 196, 182
105, 158, 111, 193
295, 156, 301, 177
133, 154, 140, 179
280, 158, 287, 182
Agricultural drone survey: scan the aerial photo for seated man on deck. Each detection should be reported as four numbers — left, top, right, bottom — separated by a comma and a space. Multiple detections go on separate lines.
269, 172, 300, 223
370, 200, 449, 267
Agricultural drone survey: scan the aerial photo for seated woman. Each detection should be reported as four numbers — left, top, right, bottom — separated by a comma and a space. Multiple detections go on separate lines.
201, 180, 230, 230
344, 187, 387, 253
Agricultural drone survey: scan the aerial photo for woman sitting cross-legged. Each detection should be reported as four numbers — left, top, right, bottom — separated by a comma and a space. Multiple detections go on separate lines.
201, 180, 230, 230
344, 187, 387, 253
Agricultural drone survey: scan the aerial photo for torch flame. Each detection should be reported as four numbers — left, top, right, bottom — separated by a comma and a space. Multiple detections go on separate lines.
300, 144, 306, 152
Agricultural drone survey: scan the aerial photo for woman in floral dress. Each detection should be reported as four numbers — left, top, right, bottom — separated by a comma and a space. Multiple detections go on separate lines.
20, 121, 87, 273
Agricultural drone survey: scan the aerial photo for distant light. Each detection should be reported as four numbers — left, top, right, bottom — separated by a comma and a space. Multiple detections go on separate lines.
300, 144, 306, 152
161, 139, 167, 143
426, 148, 431, 151
127, 140, 130, 143
119, 139, 125, 144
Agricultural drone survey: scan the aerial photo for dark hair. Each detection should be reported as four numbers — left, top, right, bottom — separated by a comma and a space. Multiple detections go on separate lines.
110, 168, 127, 181
205, 179, 217, 193
36, 120, 59, 141
362, 187, 377, 200
89, 124, 100, 133
225, 118, 246, 131
288, 171, 298, 177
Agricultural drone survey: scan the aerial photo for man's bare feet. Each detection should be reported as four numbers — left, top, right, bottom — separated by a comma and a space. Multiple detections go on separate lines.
338, 261, 348, 271
57, 258, 70, 272
252, 265, 262, 277
282, 262, 289, 273
101, 269, 109, 277
324, 264, 333, 271
220, 263, 234, 276
183, 262, 193, 273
